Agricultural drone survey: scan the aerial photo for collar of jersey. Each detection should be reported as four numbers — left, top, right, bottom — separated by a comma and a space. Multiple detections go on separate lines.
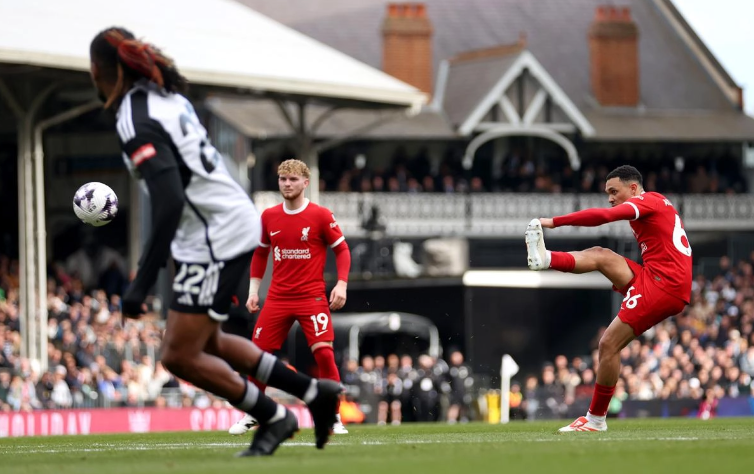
284, 198, 310, 215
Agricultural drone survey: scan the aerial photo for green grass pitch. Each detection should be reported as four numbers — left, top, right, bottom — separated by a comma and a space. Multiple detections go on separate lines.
1, 418, 753, 474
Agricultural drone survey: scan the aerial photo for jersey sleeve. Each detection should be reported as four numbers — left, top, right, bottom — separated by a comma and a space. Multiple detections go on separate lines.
118, 115, 177, 180
553, 204, 637, 227
321, 207, 345, 248
258, 210, 271, 248
623, 195, 657, 220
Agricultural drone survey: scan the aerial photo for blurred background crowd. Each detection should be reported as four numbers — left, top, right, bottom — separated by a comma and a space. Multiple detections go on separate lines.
1, 250, 753, 422
260, 146, 747, 195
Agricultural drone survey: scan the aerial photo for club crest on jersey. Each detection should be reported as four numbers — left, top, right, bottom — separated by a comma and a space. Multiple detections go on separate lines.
301, 227, 310, 241
255, 327, 262, 339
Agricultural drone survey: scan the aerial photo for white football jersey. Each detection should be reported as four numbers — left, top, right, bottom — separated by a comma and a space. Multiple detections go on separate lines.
116, 81, 260, 263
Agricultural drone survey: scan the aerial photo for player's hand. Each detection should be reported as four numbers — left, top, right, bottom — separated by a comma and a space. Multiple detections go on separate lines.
122, 300, 147, 319
122, 285, 147, 319
539, 218, 555, 229
329, 280, 347, 311
246, 294, 261, 313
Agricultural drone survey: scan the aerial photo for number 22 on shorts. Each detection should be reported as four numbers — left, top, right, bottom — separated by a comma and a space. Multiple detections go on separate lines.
310, 312, 329, 337
623, 286, 642, 309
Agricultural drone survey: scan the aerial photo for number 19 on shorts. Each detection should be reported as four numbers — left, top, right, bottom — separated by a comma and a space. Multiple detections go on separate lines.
310, 313, 329, 337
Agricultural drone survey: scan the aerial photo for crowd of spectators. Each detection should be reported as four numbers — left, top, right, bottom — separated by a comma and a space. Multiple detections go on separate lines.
3, 249, 754, 422
1, 252, 476, 422
0, 253, 232, 413
261, 146, 747, 195
340, 350, 474, 425
520, 253, 754, 420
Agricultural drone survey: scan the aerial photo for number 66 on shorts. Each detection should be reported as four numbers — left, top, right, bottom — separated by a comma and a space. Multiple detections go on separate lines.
617, 259, 687, 337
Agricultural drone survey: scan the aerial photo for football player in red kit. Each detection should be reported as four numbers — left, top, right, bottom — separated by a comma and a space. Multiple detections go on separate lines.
230, 159, 351, 435
525, 165, 692, 432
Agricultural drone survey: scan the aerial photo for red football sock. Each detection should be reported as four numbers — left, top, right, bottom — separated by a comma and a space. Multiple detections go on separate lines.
588, 383, 616, 417
549, 251, 576, 272
312, 345, 340, 382
248, 375, 267, 394
313, 345, 341, 412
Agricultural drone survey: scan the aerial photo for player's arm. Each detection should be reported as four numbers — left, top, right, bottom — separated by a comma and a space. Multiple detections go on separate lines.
323, 208, 350, 310
544, 199, 651, 228
120, 123, 185, 317
247, 212, 271, 313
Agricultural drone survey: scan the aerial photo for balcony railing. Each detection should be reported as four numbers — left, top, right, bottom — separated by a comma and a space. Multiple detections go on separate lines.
252, 192, 754, 238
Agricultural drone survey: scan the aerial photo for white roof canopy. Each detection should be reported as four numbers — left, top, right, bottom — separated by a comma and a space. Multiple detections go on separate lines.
0, 0, 426, 108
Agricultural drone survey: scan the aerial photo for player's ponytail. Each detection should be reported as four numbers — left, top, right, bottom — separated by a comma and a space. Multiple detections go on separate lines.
90, 27, 188, 109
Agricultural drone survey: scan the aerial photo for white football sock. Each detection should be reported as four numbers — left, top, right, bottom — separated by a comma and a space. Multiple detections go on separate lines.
586, 412, 606, 424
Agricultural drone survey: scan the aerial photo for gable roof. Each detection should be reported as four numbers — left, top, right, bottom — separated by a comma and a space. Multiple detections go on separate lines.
235, 0, 738, 112
0, 0, 426, 108
236, 0, 754, 141
441, 49, 594, 136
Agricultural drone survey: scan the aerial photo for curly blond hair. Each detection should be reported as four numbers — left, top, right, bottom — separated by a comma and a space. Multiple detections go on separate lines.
277, 159, 310, 179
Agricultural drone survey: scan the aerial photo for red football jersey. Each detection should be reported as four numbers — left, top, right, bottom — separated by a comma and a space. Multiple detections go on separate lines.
553, 191, 692, 303
258, 200, 345, 300
622, 192, 692, 302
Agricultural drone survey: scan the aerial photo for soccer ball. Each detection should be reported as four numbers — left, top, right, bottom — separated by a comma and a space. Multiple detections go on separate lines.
72, 182, 119, 227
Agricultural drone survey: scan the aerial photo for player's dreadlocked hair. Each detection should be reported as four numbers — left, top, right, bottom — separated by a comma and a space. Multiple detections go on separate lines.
606, 165, 643, 187
90, 27, 188, 109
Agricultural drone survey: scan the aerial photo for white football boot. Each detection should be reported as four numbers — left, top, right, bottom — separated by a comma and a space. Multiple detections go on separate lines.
525, 219, 550, 271
558, 416, 607, 433
228, 413, 258, 435
333, 414, 348, 434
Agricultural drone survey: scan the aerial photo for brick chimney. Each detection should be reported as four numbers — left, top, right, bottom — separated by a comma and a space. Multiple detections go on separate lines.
382, 3, 433, 95
588, 6, 639, 106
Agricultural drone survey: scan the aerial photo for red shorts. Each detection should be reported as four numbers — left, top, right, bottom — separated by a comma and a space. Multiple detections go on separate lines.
251, 298, 333, 352
615, 258, 687, 336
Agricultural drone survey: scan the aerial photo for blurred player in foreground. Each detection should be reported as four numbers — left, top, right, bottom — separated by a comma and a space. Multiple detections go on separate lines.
525, 165, 692, 432
89, 27, 340, 455
230, 159, 351, 435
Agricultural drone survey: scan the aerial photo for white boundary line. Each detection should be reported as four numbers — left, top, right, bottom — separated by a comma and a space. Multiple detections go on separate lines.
4, 435, 751, 455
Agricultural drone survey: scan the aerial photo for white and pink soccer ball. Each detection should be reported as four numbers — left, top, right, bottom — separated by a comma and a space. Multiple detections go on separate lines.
72, 182, 119, 227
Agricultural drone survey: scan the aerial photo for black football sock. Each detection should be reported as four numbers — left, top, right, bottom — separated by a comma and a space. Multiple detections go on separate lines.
254, 352, 319, 403
231, 379, 282, 423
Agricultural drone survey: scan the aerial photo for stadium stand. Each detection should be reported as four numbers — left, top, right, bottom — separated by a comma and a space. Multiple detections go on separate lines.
1, 251, 752, 420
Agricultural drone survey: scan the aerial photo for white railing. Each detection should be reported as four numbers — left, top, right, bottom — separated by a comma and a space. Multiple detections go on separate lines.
252, 192, 754, 238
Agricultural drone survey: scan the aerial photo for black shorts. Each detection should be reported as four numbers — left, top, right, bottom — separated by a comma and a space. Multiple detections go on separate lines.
169, 251, 252, 321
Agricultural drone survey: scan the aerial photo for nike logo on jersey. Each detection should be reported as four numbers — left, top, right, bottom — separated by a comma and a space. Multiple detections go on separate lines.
270, 231, 281, 236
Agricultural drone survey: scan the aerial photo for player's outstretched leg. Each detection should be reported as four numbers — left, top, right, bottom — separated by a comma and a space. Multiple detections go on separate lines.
237, 408, 299, 456
525, 219, 551, 270
229, 413, 258, 435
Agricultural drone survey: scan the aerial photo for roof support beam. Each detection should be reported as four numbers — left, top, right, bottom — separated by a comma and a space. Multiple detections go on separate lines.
499, 95, 521, 124
522, 88, 548, 124
462, 124, 581, 171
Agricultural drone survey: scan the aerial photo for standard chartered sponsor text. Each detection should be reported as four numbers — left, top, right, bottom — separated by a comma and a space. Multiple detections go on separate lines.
281, 248, 311, 259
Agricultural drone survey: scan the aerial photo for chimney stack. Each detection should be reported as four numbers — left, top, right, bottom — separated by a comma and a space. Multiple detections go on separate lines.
588, 6, 639, 106
382, 3, 433, 95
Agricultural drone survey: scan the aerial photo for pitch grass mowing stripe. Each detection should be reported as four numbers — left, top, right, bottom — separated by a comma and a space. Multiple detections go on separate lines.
1, 418, 753, 474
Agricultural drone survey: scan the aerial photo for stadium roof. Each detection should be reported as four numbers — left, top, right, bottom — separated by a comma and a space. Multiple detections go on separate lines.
0, 0, 426, 109
237, 0, 754, 141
